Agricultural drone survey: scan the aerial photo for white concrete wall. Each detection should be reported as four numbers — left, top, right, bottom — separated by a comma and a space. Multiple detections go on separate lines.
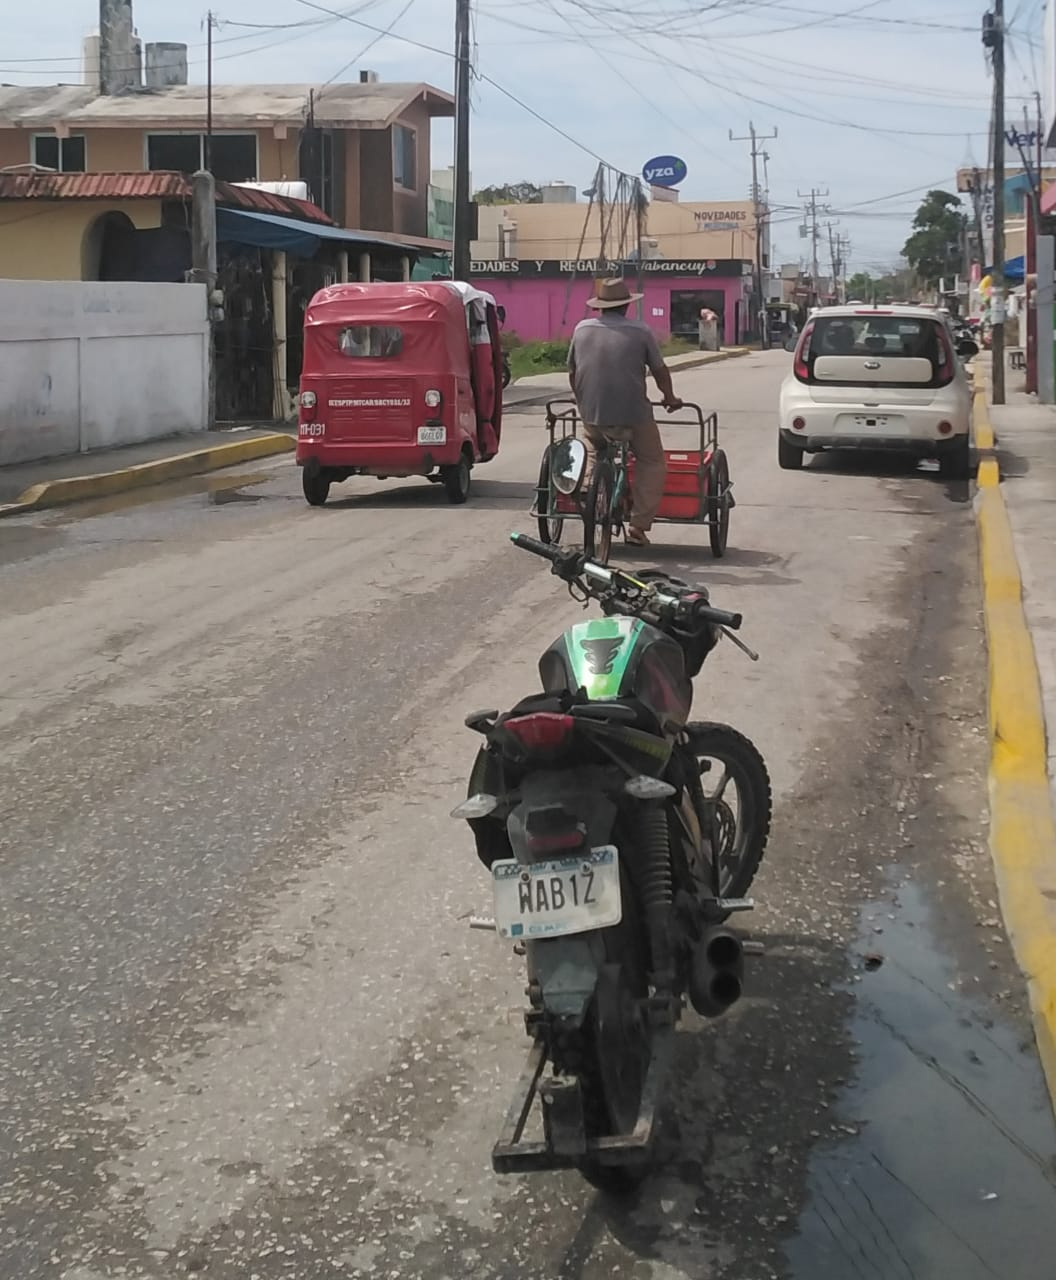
0, 281, 209, 467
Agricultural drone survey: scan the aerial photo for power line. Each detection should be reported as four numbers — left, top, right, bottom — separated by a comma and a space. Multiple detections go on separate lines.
294, 0, 637, 172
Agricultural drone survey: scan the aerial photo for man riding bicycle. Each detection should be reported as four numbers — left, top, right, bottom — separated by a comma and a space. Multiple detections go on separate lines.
568, 278, 682, 547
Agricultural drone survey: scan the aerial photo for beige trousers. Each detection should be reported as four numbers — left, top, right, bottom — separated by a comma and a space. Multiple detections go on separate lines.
583, 420, 666, 531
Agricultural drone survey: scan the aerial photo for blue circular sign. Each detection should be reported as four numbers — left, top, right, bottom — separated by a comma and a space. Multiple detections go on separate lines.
642, 155, 687, 189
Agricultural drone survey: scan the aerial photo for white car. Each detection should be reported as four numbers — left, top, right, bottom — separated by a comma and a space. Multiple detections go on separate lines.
778, 304, 978, 479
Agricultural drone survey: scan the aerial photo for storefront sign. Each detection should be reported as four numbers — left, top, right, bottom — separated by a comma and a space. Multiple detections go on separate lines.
693, 209, 749, 231
642, 155, 688, 188
469, 258, 745, 278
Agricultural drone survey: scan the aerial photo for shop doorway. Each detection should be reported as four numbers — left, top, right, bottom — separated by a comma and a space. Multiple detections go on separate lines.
669, 290, 725, 346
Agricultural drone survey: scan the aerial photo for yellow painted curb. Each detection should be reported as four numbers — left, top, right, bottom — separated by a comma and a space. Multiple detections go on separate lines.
0, 433, 295, 519
974, 395, 1056, 1108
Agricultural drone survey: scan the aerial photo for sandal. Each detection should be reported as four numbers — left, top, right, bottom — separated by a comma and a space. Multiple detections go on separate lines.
626, 527, 650, 546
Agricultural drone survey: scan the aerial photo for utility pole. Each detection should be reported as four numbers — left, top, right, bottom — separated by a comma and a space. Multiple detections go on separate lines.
798, 187, 828, 304
984, 2, 1005, 402
452, 0, 472, 280
730, 122, 777, 347
205, 11, 215, 172
827, 223, 839, 302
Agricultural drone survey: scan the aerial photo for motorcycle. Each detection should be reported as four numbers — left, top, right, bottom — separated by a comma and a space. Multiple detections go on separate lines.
454, 533, 771, 1191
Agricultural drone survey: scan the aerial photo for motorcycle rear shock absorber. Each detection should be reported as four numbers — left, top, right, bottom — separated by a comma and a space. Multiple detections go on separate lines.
636, 805, 674, 991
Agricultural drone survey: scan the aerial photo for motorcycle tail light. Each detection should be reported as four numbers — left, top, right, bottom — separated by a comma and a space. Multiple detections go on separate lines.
425, 389, 442, 408
501, 713, 575, 755
300, 390, 317, 410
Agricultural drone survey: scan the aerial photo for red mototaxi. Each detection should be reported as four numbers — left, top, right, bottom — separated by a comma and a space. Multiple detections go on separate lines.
296, 281, 504, 506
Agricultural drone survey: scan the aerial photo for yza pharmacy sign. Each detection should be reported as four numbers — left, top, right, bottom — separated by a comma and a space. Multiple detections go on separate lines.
642, 155, 687, 189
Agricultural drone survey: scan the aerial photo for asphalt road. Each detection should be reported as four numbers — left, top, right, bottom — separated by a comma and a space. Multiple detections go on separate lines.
3, 351, 1055, 1279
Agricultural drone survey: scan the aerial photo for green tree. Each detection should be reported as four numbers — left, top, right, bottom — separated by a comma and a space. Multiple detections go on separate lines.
474, 181, 543, 206
902, 190, 966, 288
846, 271, 876, 300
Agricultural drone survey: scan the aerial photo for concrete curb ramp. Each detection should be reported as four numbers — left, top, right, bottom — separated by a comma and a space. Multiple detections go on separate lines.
0, 433, 296, 520
974, 388, 1056, 1109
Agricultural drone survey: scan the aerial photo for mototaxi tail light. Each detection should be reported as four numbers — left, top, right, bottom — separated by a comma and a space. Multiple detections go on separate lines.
425, 388, 442, 408
300, 390, 317, 410
501, 712, 575, 755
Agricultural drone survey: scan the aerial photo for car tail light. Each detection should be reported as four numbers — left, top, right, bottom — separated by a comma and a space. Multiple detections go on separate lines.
938, 420, 953, 435
792, 416, 806, 431
501, 713, 575, 755
793, 322, 815, 381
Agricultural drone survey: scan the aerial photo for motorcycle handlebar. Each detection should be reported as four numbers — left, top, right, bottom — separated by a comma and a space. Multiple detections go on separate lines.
510, 532, 742, 629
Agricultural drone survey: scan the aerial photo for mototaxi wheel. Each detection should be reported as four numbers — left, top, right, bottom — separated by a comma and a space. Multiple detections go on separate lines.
302, 464, 331, 507
441, 453, 472, 504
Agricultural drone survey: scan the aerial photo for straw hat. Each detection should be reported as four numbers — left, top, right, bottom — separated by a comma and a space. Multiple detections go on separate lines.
586, 277, 644, 309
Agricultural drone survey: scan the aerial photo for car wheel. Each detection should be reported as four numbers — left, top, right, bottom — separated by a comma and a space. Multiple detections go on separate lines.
939, 435, 971, 481
778, 434, 804, 471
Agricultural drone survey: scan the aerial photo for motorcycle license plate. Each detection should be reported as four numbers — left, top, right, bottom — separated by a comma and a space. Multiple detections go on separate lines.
491, 847, 621, 940
417, 425, 446, 445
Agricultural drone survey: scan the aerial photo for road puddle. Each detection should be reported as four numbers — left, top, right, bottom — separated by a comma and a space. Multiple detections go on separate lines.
784, 879, 1056, 1278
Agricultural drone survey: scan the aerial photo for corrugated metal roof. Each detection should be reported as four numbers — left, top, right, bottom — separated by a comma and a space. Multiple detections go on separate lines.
0, 170, 335, 223
0, 82, 454, 129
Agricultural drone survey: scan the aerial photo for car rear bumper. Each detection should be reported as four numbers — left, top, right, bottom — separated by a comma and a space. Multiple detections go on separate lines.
779, 428, 965, 456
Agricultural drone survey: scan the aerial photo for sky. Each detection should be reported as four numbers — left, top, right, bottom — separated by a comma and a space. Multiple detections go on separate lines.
2, 0, 1049, 273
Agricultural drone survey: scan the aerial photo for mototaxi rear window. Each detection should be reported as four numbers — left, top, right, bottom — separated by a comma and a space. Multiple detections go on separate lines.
336, 325, 403, 358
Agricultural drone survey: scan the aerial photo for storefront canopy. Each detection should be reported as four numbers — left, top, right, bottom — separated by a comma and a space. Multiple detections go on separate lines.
215, 208, 415, 260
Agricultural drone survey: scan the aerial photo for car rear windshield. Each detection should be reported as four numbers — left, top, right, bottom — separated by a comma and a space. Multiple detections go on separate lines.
337, 325, 403, 358
803, 315, 951, 385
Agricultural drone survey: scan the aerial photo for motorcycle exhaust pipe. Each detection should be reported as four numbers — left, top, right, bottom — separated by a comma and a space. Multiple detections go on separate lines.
689, 927, 744, 1018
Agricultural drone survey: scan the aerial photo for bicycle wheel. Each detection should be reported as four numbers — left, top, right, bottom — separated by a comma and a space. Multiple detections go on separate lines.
583, 457, 614, 564
536, 448, 564, 545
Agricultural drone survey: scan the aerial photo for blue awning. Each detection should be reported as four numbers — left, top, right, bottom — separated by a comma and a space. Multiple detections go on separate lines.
1005, 255, 1025, 282
216, 208, 416, 259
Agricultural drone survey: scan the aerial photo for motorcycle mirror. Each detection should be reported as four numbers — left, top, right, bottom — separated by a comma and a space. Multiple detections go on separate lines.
551, 438, 588, 495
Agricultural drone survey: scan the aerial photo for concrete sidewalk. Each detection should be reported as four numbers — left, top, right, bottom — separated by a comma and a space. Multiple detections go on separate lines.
0, 427, 296, 517
990, 382, 1056, 790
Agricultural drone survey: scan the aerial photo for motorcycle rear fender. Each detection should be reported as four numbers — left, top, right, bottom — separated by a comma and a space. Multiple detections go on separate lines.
508, 768, 622, 1026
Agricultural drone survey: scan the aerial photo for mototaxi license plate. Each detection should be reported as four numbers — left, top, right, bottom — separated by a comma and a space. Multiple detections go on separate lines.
417, 424, 447, 445
491, 847, 621, 940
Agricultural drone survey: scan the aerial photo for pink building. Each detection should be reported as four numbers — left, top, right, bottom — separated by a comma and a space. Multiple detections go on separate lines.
468, 258, 752, 346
